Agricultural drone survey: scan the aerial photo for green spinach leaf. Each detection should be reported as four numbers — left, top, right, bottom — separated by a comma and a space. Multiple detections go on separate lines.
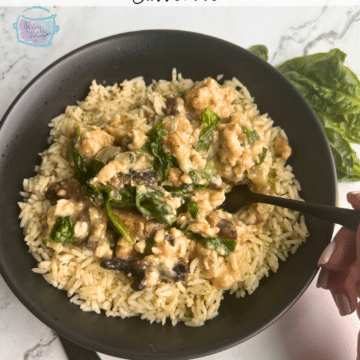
104, 198, 135, 244
194, 108, 223, 151
163, 184, 193, 199
242, 126, 260, 146
323, 127, 360, 181
144, 238, 155, 255
49, 216, 76, 244
188, 161, 217, 188
91, 159, 105, 176
135, 187, 177, 226
276, 48, 360, 181
129, 153, 134, 163
187, 201, 199, 219
193, 233, 237, 257
142, 121, 179, 180
83, 183, 135, 244
257, 148, 268, 165
71, 128, 88, 174
248, 45, 269, 62
115, 186, 137, 205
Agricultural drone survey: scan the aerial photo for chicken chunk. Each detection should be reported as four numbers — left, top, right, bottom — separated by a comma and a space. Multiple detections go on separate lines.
185, 77, 235, 118
274, 136, 292, 160
105, 114, 151, 150
75, 125, 114, 163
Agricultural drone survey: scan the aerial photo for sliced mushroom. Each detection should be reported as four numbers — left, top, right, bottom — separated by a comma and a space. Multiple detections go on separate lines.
112, 208, 166, 242
172, 261, 190, 282
106, 169, 158, 191
216, 219, 237, 239
166, 96, 185, 116
100, 257, 146, 291
45, 178, 84, 205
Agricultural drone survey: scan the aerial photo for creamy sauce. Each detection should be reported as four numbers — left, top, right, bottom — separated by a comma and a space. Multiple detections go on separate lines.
76, 126, 114, 163
44, 77, 295, 291
185, 77, 235, 118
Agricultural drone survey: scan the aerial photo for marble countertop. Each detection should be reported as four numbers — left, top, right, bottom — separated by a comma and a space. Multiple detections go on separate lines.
1, 5, 360, 360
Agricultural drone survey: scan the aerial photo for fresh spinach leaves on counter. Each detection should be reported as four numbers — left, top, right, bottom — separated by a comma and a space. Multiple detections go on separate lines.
192, 233, 236, 256
248, 44, 268, 62
194, 107, 223, 151
248, 46, 360, 181
142, 120, 179, 180
49, 216, 76, 244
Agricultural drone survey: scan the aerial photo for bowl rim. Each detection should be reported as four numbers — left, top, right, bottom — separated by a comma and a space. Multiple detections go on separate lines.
0, 29, 337, 359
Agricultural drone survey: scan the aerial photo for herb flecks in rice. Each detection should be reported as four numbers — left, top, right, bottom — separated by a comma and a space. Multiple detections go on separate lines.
18, 72, 308, 326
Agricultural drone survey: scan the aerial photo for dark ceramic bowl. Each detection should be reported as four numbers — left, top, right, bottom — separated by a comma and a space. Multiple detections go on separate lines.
0, 30, 336, 359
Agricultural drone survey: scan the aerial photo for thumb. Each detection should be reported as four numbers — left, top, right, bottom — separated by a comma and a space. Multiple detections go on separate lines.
347, 192, 360, 211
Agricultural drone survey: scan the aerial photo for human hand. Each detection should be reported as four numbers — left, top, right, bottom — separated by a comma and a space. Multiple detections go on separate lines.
317, 191, 360, 358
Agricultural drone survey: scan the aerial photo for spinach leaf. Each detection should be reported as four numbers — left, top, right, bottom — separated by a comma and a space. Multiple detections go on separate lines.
194, 108, 223, 151
49, 216, 76, 244
144, 238, 155, 255
129, 153, 134, 163
104, 198, 135, 244
142, 121, 179, 180
323, 127, 360, 181
242, 126, 260, 146
71, 128, 88, 174
277, 49, 360, 130
92, 159, 105, 176
188, 161, 217, 188
163, 184, 193, 199
174, 222, 190, 232
248, 45, 269, 62
135, 187, 177, 226
83, 183, 135, 244
193, 233, 237, 257
276, 48, 360, 181
82, 183, 100, 203
187, 201, 199, 219
71, 128, 109, 181
115, 186, 137, 205
257, 148, 268, 165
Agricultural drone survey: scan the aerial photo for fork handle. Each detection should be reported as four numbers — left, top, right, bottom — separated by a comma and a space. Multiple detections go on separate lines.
256, 194, 360, 231
58, 334, 101, 360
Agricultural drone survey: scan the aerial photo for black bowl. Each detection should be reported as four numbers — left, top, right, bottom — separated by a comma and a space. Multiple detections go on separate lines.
0, 30, 336, 359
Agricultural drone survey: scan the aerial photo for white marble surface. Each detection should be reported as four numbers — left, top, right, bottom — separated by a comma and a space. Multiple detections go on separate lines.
1, 5, 360, 360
